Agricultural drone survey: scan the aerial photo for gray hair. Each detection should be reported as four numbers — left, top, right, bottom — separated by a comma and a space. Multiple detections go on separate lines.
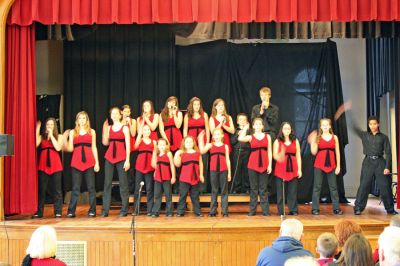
379, 226, 400, 266
280, 218, 304, 241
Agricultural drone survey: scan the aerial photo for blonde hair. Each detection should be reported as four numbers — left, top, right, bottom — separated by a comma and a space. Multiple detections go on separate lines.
317, 232, 338, 258
74, 111, 92, 136
259, 87, 271, 95
211, 98, 228, 118
26, 226, 58, 259
212, 128, 224, 143
179, 136, 199, 153
316, 118, 333, 143
157, 138, 170, 154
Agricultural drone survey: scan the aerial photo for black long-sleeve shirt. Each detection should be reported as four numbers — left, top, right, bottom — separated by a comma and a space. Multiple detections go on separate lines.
231, 127, 251, 151
251, 103, 279, 137
355, 129, 392, 169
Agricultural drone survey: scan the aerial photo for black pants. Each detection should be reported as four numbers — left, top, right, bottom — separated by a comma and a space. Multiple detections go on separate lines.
102, 160, 129, 215
128, 151, 138, 194
231, 148, 250, 193
68, 167, 96, 215
209, 171, 229, 215
152, 180, 173, 215
177, 182, 201, 215
354, 157, 394, 212
275, 177, 298, 215
134, 171, 154, 214
248, 169, 269, 215
312, 168, 340, 211
199, 153, 210, 193
37, 171, 63, 216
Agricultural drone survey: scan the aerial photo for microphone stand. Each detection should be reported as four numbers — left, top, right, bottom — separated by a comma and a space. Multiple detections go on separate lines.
130, 183, 143, 266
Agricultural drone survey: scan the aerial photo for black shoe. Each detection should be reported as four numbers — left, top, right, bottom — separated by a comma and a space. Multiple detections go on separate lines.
101, 212, 109, 217
67, 213, 76, 218
88, 212, 96, 218
177, 213, 184, 217
151, 213, 159, 218
340, 197, 351, 204
119, 212, 128, 217
289, 211, 298, 216
354, 209, 362, 215
248, 212, 256, 216
195, 213, 203, 217
312, 210, 320, 215
262, 213, 270, 216
223, 214, 229, 217
387, 210, 399, 215
208, 213, 216, 217
333, 209, 343, 215
54, 213, 62, 218
32, 213, 43, 219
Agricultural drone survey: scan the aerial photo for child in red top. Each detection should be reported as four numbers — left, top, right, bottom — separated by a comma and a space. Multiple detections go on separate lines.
159, 96, 183, 152
137, 100, 159, 142
33, 118, 63, 218
198, 128, 231, 217
238, 118, 272, 216
183, 97, 210, 193
151, 138, 176, 217
133, 124, 156, 216
64, 111, 99, 218
209, 98, 235, 153
101, 107, 130, 217
273, 122, 302, 216
174, 136, 204, 217
308, 118, 342, 215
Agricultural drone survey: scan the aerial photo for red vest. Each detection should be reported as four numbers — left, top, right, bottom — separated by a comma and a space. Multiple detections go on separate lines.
187, 113, 206, 144
212, 116, 232, 152
104, 126, 127, 164
314, 136, 336, 173
209, 144, 228, 172
247, 134, 269, 173
38, 139, 63, 175
71, 133, 95, 171
163, 116, 183, 151
154, 153, 171, 182
274, 140, 298, 181
180, 152, 200, 185
135, 140, 155, 174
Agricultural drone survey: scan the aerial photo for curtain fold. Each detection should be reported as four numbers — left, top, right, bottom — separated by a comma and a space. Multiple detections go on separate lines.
4, 25, 38, 215
7, 0, 400, 26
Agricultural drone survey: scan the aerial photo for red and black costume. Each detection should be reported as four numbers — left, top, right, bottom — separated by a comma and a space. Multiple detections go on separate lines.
212, 117, 232, 152
152, 153, 173, 216
209, 144, 229, 216
163, 116, 183, 152
139, 114, 158, 141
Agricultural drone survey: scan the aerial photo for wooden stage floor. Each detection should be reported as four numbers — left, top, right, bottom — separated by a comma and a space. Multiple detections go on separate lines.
1, 198, 395, 266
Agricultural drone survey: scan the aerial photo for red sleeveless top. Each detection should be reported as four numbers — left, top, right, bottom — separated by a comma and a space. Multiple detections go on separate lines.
314, 136, 336, 173
163, 116, 183, 152
274, 140, 298, 181
188, 113, 206, 143
104, 126, 127, 164
139, 114, 158, 141
154, 153, 172, 182
135, 140, 155, 174
209, 144, 227, 172
38, 139, 63, 175
248, 134, 269, 173
212, 116, 232, 152
71, 133, 95, 171
180, 152, 200, 185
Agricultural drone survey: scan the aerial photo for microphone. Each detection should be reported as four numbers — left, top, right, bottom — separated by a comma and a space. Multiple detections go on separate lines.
139, 181, 144, 193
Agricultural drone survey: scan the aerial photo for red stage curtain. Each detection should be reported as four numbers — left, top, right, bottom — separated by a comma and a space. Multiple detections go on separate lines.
7, 0, 400, 25
4, 25, 37, 215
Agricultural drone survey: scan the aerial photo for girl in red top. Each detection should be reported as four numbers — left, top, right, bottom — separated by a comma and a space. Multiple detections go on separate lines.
137, 100, 159, 142
63, 111, 99, 218
122, 104, 137, 195
174, 136, 205, 217
151, 138, 176, 217
159, 96, 183, 152
133, 124, 156, 216
209, 98, 235, 153
198, 128, 231, 217
102, 107, 130, 217
308, 118, 342, 215
183, 97, 210, 193
273, 122, 302, 216
238, 118, 272, 216
33, 118, 63, 218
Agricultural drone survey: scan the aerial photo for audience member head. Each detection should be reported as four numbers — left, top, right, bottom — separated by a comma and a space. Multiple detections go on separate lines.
316, 232, 338, 259
335, 233, 373, 266
280, 219, 303, 241
284, 256, 318, 266
378, 226, 400, 266
26, 225, 58, 259
390, 215, 400, 227
334, 219, 362, 248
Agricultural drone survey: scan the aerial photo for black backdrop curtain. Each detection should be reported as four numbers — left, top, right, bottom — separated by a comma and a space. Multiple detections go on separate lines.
64, 25, 348, 203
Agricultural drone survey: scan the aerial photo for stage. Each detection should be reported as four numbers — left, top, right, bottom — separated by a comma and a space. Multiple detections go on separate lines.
0, 198, 393, 266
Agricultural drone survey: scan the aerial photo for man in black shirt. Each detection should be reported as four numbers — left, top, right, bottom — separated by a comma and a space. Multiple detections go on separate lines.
251, 87, 279, 140
354, 116, 398, 215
